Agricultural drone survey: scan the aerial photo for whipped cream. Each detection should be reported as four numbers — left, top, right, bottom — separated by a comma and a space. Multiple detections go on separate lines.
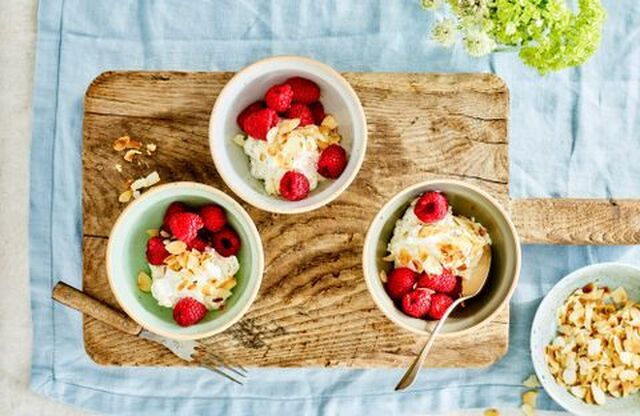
242, 123, 323, 195
150, 248, 239, 310
386, 198, 491, 280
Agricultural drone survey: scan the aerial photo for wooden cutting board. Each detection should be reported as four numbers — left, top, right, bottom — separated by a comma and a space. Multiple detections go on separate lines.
82, 71, 640, 368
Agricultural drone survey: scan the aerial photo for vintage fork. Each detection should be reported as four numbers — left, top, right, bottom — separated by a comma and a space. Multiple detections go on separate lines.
52, 282, 247, 384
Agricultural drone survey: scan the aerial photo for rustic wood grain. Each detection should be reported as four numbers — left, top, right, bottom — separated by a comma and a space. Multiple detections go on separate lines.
511, 198, 640, 245
82, 71, 512, 368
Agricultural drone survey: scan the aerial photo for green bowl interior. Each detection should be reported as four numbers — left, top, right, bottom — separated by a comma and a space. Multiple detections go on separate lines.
108, 184, 261, 337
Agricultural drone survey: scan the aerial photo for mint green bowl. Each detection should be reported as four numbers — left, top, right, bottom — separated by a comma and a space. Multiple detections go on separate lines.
106, 182, 264, 340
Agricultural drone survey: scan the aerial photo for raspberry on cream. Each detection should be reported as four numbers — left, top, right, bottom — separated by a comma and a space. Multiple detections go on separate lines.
150, 248, 239, 310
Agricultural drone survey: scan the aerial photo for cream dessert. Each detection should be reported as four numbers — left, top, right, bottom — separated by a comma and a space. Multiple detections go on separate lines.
150, 247, 239, 310
234, 76, 348, 201
382, 191, 491, 321
386, 197, 491, 281
140, 201, 242, 327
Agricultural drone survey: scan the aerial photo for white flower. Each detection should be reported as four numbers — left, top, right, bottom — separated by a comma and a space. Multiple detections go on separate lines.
431, 18, 457, 47
462, 29, 496, 57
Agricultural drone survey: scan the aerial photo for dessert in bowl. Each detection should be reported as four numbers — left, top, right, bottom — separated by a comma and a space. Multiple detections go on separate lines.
363, 179, 521, 336
107, 182, 264, 340
209, 56, 367, 214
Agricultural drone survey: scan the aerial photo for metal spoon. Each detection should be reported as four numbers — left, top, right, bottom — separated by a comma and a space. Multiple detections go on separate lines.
395, 246, 492, 391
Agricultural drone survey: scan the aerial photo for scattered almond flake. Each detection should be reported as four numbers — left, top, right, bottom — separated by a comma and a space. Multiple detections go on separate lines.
118, 190, 133, 203
113, 135, 131, 151
545, 283, 640, 405
382, 253, 395, 262
232, 133, 246, 147
266, 126, 278, 142
320, 115, 337, 130
278, 118, 300, 135
137, 271, 152, 293
219, 277, 237, 291
146, 143, 157, 154
379, 270, 388, 283
522, 374, 541, 388
123, 149, 142, 162
483, 409, 499, 416
132, 190, 141, 199
160, 230, 170, 238
522, 390, 538, 408
520, 404, 534, 416
114, 163, 123, 173
130, 177, 146, 192
144, 170, 160, 187
145, 229, 159, 237
165, 240, 187, 255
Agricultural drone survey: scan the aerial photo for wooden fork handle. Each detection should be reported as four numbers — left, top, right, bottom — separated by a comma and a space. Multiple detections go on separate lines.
52, 281, 142, 336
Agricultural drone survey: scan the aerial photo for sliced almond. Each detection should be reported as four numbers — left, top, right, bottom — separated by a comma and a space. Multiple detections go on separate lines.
321, 115, 337, 130
522, 390, 538, 408
123, 149, 142, 162
522, 374, 541, 388
165, 240, 187, 255
219, 277, 237, 291
137, 271, 152, 293
118, 190, 133, 203
232, 133, 246, 147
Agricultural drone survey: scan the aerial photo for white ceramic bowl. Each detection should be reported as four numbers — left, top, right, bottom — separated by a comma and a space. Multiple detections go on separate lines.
209, 56, 367, 214
106, 182, 264, 340
531, 262, 640, 416
363, 179, 521, 337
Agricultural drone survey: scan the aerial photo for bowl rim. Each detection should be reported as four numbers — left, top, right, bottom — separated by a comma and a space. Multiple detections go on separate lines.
362, 178, 522, 338
530, 262, 640, 415
105, 181, 265, 340
208, 55, 368, 214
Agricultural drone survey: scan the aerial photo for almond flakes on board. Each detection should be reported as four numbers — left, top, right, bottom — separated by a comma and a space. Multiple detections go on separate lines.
544, 284, 640, 405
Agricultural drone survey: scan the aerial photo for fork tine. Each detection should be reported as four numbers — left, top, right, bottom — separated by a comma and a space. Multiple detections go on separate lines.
199, 355, 247, 378
201, 363, 244, 385
196, 344, 248, 373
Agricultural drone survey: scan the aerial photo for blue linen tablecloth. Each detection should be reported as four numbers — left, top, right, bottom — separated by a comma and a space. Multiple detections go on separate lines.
29, 0, 640, 414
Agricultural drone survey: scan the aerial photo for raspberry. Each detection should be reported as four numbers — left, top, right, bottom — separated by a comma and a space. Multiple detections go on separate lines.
286, 77, 321, 104
265, 83, 293, 113
242, 107, 279, 140
212, 227, 241, 257
385, 267, 417, 300
163, 201, 187, 230
173, 297, 208, 327
308, 101, 326, 125
285, 103, 314, 126
188, 237, 208, 252
199, 204, 227, 233
427, 293, 454, 320
401, 289, 433, 318
414, 191, 449, 224
146, 236, 169, 265
167, 212, 204, 243
237, 101, 264, 129
417, 269, 458, 294
279, 171, 310, 201
317, 144, 348, 179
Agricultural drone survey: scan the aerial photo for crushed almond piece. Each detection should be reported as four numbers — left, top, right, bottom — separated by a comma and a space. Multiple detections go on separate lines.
123, 149, 142, 162
146, 143, 157, 153
137, 272, 152, 293
321, 115, 337, 130
483, 409, 499, 416
232, 134, 246, 147
522, 374, 541, 388
379, 270, 388, 283
118, 190, 133, 203
114, 163, 123, 173
165, 240, 187, 255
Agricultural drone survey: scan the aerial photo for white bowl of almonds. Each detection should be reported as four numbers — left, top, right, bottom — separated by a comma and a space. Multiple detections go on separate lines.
531, 263, 640, 416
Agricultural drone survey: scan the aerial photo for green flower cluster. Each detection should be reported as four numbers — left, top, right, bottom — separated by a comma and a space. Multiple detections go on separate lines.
422, 0, 606, 74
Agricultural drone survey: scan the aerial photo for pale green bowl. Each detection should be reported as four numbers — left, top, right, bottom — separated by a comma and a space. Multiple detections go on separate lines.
106, 182, 264, 340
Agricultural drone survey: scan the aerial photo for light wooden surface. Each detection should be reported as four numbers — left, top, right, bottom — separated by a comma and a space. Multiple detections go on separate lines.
82, 71, 512, 368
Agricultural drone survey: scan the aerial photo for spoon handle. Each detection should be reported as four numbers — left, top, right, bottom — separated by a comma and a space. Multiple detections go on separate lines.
394, 298, 464, 391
